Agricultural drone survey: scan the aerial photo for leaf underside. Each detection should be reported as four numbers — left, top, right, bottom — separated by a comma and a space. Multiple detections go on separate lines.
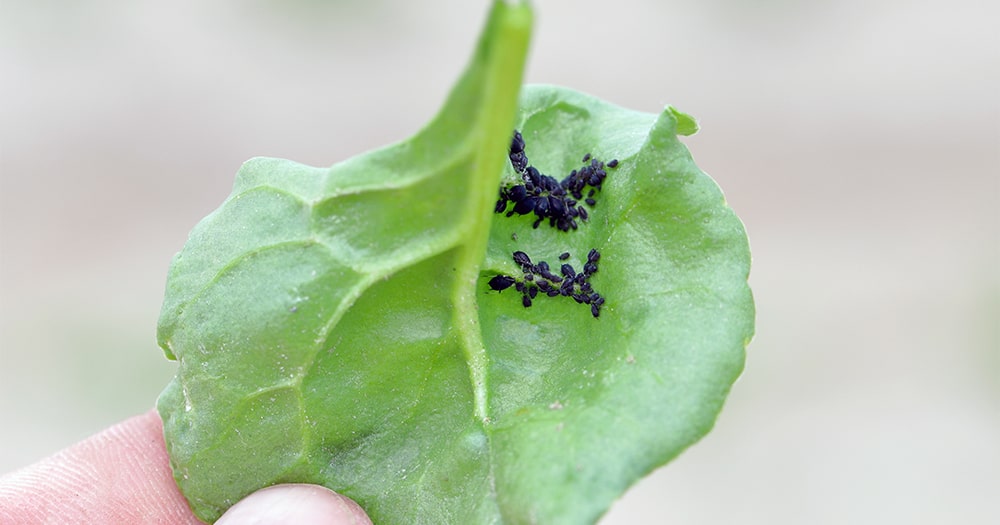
155, 2, 754, 524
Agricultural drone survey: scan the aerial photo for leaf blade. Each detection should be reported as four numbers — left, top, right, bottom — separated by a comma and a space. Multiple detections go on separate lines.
156, 4, 754, 525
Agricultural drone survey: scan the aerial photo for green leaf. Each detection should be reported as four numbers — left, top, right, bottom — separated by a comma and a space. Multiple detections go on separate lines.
155, 2, 753, 524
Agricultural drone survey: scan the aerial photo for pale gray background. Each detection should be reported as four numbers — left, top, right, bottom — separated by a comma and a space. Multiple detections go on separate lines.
1, 0, 997, 523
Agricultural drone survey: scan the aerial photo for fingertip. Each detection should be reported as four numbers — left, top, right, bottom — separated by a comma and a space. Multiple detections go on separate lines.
215, 484, 372, 525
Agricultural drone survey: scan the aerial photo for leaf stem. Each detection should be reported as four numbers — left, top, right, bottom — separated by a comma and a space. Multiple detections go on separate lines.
453, 1, 532, 424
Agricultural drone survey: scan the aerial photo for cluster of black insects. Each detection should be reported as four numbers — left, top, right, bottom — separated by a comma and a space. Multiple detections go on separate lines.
488, 249, 605, 318
495, 130, 619, 232
486, 130, 617, 319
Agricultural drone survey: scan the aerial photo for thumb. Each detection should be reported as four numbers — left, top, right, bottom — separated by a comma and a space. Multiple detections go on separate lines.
215, 484, 372, 525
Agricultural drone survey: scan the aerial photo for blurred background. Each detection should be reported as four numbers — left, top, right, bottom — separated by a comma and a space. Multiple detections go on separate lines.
1, 0, 997, 522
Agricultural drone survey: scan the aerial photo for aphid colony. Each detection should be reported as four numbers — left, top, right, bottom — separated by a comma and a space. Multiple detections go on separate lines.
488, 249, 605, 318
486, 130, 616, 319
495, 130, 619, 232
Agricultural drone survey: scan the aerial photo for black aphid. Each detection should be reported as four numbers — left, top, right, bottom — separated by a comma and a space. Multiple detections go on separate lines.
585, 198, 596, 206
508, 185, 527, 202
540, 268, 562, 283
488, 275, 516, 291
522, 295, 532, 308
559, 252, 570, 260
524, 166, 542, 187
533, 196, 549, 215
513, 251, 532, 268
561, 264, 576, 279
514, 281, 525, 293
582, 153, 592, 162
607, 159, 619, 168
509, 198, 533, 217
528, 286, 538, 299
510, 131, 525, 154
588, 248, 601, 263
591, 303, 600, 318
548, 196, 566, 217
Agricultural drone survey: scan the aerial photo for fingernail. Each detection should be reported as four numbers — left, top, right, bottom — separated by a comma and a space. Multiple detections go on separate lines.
216, 484, 372, 525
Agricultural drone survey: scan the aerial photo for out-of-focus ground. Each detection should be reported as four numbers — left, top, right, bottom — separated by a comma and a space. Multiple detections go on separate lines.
1, 0, 997, 522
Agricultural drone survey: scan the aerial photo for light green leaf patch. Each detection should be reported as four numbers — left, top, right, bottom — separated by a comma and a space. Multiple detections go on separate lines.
155, 1, 753, 524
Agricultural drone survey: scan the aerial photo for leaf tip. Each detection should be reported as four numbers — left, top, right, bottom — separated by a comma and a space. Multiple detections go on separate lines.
667, 106, 700, 136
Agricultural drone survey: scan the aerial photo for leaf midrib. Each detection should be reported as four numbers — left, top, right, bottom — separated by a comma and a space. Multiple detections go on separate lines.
450, 4, 532, 428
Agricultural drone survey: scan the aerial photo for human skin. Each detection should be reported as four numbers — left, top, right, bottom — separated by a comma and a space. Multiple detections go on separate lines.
0, 410, 371, 524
